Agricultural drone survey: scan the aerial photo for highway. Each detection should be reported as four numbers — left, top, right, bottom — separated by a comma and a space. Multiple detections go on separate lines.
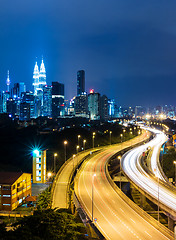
75, 132, 172, 239
52, 149, 100, 209
143, 127, 168, 181
121, 127, 176, 217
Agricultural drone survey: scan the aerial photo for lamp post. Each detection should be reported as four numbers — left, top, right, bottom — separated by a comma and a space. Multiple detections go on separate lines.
64, 141, 68, 162
109, 131, 112, 145
83, 140, 86, 151
130, 131, 133, 146
47, 172, 52, 181
92, 173, 96, 222
76, 145, 79, 154
76, 145, 79, 168
120, 134, 123, 143
123, 129, 126, 141
54, 153, 58, 174
173, 161, 176, 186
92, 132, 95, 149
78, 135, 81, 146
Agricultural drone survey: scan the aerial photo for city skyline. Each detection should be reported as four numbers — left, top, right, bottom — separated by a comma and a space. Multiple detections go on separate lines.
1, 1, 176, 107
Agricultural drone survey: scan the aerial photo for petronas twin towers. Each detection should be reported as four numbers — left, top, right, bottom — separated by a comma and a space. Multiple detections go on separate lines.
33, 59, 46, 96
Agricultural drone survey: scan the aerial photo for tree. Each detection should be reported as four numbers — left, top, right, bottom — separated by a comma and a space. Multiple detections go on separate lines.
5, 209, 88, 240
37, 188, 52, 211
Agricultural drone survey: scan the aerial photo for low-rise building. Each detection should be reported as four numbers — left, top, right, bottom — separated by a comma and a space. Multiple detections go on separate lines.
0, 172, 31, 211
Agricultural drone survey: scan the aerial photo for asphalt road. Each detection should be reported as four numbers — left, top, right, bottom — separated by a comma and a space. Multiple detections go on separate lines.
52, 149, 100, 209
75, 133, 171, 239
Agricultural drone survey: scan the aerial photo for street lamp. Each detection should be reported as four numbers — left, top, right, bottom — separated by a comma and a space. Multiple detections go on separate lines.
130, 131, 133, 146
123, 129, 126, 141
78, 135, 81, 146
47, 172, 52, 181
64, 141, 68, 163
92, 132, 96, 148
76, 145, 80, 154
120, 134, 123, 143
83, 139, 86, 151
109, 131, 112, 145
173, 161, 176, 186
76, 145, 80, 168
92, 173, 96, 222
54, 153, 58, 174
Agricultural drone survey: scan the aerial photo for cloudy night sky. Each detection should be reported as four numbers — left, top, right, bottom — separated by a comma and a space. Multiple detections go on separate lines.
0, 0, 176, 107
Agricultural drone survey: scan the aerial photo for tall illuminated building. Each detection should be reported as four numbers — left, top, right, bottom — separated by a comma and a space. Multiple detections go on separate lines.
33, 149, 46, 183
33, 58, 47, 117
33, 62, 39, 96
52, 82, 65, 117
33, 59, 47, 96
19, 82, 26, 96
39, 59, 47, 90
2, 91, 10, 113
88, 89, 100, 120
6, 70, 10, 92
100, 95, 108, 121
43, 85, 52, 117
77, 70, 85, 96
75, 93, 88, 118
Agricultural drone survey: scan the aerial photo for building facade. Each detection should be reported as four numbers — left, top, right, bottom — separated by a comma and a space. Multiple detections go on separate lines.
77, 70, 85, 96
52, 82, 65, 117
88, 90, 100, 120
43, 85, 52, 117
0, 172, 31, 211
33, 150, 46, 184
100, 95, 108, 121
74, 93, 88, 117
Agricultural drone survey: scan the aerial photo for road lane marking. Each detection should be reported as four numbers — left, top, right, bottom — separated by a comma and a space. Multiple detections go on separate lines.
145, 231, 152, 238
130, 218, 136, 223
120, 208, 124, 212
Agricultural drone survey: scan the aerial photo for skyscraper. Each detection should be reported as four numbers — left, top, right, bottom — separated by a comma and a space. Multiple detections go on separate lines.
33, 59, 46, 96
77, 70, 85, 96
100, 95, 108, 121
88, 89, 100, 120
6, 70, 10, 92
52, 82, 65, 117
21, 91, 35, 118
2, 91, 10, 113
12, 83, 20, 98
39, 59, 46, 90
33, 62, 39, 96
19, 82, 26, 96
75, 93, 88, 118
43, 86, 52, 117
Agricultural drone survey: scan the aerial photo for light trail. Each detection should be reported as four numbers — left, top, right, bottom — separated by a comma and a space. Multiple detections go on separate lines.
121, 127, 176, 216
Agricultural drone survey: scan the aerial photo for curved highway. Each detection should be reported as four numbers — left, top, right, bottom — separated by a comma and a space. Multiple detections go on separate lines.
75, 133, 172, 239
121, 127, 176, 217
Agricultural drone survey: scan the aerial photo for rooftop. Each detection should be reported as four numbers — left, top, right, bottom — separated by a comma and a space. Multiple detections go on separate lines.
0, 172, 23, 185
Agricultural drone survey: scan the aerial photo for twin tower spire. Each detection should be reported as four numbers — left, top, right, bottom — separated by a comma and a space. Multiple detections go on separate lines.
5, 59, 46, 95
33, 59, 46, 95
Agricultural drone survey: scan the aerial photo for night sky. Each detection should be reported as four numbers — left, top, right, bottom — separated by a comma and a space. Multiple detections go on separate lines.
0, 0, 176, 107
